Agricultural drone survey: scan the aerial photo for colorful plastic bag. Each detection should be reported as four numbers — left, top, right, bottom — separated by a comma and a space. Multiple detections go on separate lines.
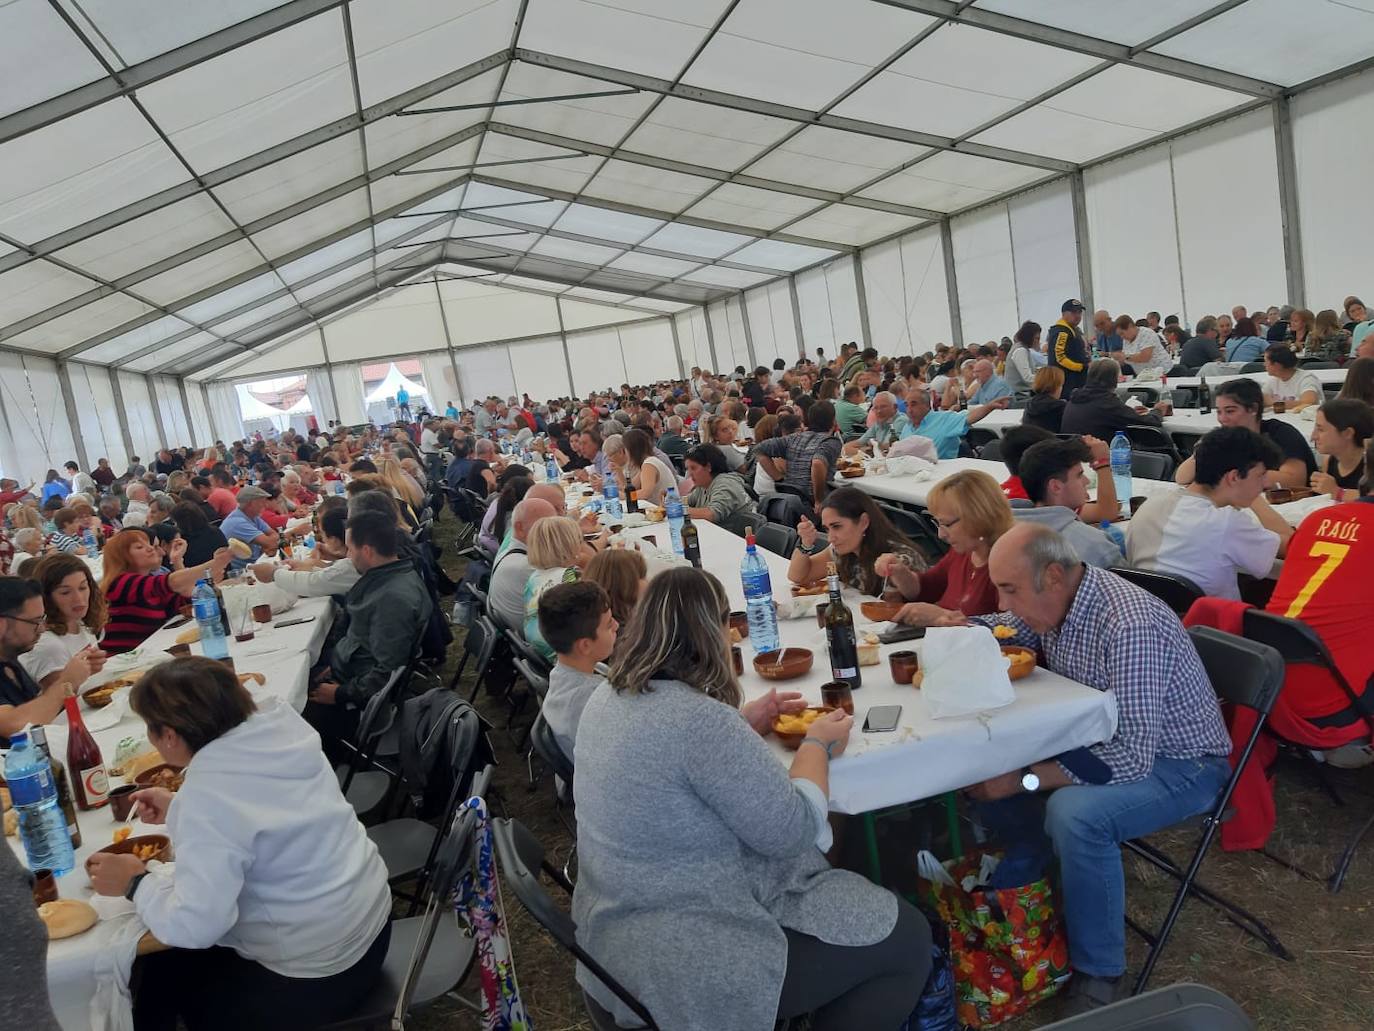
918, 851, 1070, 1028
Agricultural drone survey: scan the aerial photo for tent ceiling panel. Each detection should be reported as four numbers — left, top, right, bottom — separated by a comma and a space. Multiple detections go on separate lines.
1, 0, 107, 118
134, 12, 355, 174
562, 287, 633, 304
51, 194, 238, 282
621, 97, 797, 172
0, 260, 102, 330
134, 241, 268, 307
678, 265, 773, 290
833, 23, 1101, 138
0, 98, 187, 244
581, 160, 719, 215
968, 104, 1157, 166
119, 331, 221, 373
729, 238, 838, 271
210, 133, 364, 225
528, 236, 625, 267
553, 203, 664, 244
461, 182, 567, 227
349, 0, 518, 107
208, 294, 299, 337
682, 0, 937, 110
472, 133, 601, 194
685, 183, 824, 232
214, 327, 327, 379
857, 150, 1051, 211
518, 0, 732, 81
363, 76, 494, 166
641, 222, 753, 259
1152, 0, 1374, 89
250, 188, 372, 259
494, 62, 657, 145
65, 0, 294, 66
76, 317, 196, 366
174, 269, 283, 325
294, 261, 375, 302
276, 228, 374, 284
606, 252, 702, 279
446, 217, 540, 253
370, 158, 476, 217
743, 126, 931, 194
7, 292, 155, 353
784, 204, 927, 247
974, 0, 1222, 48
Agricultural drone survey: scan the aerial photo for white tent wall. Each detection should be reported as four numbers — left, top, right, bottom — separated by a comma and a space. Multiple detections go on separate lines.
507, 335, 571, 402
951, 205, 1019, 345
304, 369, 338, 425
69, 363, 128, 474
706, 299, 744, 372
0, 352, 79, 484
1293, 65, 1374, 311
619, 320, 679, 386
329, 364, 367, 426
673, 307, 714, 371
184, 383, 213, 451
116, 372, 161, 466
859, 225, 954, 355
566, 326, 626, 396
795, 258, 863, 356
454, 345, 517, 403
743, 279, 799, 367
323, 285, 449, 363
206, 382, 245, 446
1007, 180, 1081, 332
151, 376, 191, 446
419, 352, 460, 411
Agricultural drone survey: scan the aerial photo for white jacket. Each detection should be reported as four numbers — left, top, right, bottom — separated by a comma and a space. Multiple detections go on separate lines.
134, 699, 391, 977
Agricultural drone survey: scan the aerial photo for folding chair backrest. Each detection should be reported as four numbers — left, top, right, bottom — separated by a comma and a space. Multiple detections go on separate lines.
511, 654, 551, 702
491, 818, 658, 1030
530, 713, 574, 785
1241, 609, 1374, 732
1123, 425, 1181, 460
505, 627, 553, 678
1130, 449, 1174, 481
1188, 626, 1284, 716
761, 493, 807, 529
879, 503, 949, 562
978, 438, 1003, 462
1109, 566, 1204, 616
755, 521, 798, 558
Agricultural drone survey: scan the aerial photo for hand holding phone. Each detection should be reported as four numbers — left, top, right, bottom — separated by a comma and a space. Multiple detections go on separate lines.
862, 704, 902, 733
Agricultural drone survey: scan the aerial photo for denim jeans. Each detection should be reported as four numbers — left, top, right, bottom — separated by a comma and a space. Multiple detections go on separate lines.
979, 754, 1230, 978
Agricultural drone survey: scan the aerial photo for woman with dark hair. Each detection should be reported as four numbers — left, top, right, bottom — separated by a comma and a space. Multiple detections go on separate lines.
19, 553, 108, 688
40, 468, 70, 506
788, 485, 924, 595
1261, 344, 1321, 412
682, 443, 757, 534
572, 568, 931, 1031
1337, 356, 1374, 407
85, 657, 392, 1030
1310, 399, 1374, 500
1175, 377, 1316, 489
170, 502, 229, 567
479, 475, 532, 553
1004, 320, 1043, 393
619, 427, 676, 505
1225, 317, 1269, 364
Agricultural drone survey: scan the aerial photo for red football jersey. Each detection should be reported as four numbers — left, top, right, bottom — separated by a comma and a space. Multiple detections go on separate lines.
1265, 500, 1374, 718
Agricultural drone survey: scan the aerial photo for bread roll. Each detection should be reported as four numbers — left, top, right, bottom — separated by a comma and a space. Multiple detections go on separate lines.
39, 899, 99, 939
228, 538, 253, 559
175, 626, 201, 645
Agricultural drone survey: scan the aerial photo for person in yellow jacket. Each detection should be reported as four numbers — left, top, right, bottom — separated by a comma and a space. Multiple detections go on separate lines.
1048, 299, 1089, 395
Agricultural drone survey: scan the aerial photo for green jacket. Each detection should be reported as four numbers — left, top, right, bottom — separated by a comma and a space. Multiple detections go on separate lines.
686, 473, 757, 535
333, 558, 432, 706
834, 399, 869, 436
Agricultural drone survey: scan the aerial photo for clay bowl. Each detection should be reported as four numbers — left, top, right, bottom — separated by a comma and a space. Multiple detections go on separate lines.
860, 600, 903, 623
1002, 646, 1037, 682
753, 647, 814, 681
93, 834, 172, 865
772, 706, 837, 750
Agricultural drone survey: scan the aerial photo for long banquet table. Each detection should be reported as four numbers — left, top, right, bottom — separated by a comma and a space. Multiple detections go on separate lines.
9, 594, 335, 1031
618, 518, 1118, 817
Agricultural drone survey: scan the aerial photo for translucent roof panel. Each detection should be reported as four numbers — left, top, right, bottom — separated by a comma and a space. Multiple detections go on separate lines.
729, 239, 838, 271
621, 98, 796, 173
678, 265, 773, 289
135, 241, 267, 307
174, 270, 283, 326
493, 63, 656, 146
122, 332, 222, 374
135, 13, 354, 173
0, 0, 107, 118
683, 0, 936, 110
606, 252, 701, 279
833, 24, 1101, 139
211, 134, 364, 226
0, 260, 100, 330
581, 161, 719, 215
208, 295, 299, 338
744, 126, 930, 194
52, 195, 238, 282
71, 0, 292, 66
0, 98, 186, 244
77, 317, 198, 365
276, 229, 375, 285
975, 0, 1223, 48
527, 236, 624, 267
365, 72, 494, 166
1151, 0, 1374, 89
685, 184, 822, 232
295, 262, 377, 303
370, 140, 480, 212
461, 183, 567, 227
641, 222, 753, 259
519, 0, 730, 81
858, 151, 1051, 212
8, 293, 155, 353
553, 203, 664, 245
474, 133, 601, 195
251, 189, 372, 260
784, 205, 926, 248
349, 0, 518, 108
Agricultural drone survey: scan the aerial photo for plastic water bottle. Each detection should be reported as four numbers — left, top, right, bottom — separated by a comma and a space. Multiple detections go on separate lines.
602, 482, 624, 523
1100, 520, 1127, 557
334, 479, 345, 495
664, 488, 686, 556
82, 526, 99, 554
1109, 431, 1132, 518
5, 730, 75, 876
192, 579, 230, 661
740, 532, 781, 654
545, 457, 559, 483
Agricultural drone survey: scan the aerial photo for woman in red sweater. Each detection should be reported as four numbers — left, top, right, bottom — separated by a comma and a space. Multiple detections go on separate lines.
886, 469, 1014, 625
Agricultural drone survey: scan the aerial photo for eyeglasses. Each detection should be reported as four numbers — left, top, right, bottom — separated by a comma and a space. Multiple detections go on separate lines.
2, 614, 46, 629
935, 516, 961, 531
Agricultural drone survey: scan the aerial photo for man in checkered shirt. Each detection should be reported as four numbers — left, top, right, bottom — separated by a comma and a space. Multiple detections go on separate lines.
966, 522, 1230, 1015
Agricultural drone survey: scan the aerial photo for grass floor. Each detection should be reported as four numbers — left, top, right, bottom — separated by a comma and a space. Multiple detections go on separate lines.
411, 511, 1374, 1030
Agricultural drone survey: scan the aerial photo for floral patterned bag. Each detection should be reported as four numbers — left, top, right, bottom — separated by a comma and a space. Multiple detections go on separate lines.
918, 851, 1070, 1028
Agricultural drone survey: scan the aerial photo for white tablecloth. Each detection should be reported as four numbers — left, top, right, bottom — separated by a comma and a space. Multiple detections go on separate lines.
1161, 408, 1315, 443
10, 595, 334, 1031
620, 521, 1118, 815
831, 457, 1009, 509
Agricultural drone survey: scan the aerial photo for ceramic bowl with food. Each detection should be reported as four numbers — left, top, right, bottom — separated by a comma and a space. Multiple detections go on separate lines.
94, 833, 172, 864
1001, 646, 1037, 681
839, 466, 866, 479
80, 683, 121, 710
772, 706, 837, 750
753, 647, 814, 681
860, 600, 903, 623
133, 763, 186, 792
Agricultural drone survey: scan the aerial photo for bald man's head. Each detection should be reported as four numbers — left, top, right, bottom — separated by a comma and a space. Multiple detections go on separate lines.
525, 482, 566, 516
512, 498, 557, 542
988, 522, 1083, 633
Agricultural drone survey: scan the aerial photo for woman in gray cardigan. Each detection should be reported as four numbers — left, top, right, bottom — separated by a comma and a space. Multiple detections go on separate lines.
572, 568, 931, 1031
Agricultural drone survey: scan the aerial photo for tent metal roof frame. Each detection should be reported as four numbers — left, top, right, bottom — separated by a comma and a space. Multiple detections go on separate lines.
1, 0, 1370, 380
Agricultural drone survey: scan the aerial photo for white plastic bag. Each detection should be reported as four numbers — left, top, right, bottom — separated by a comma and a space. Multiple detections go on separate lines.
921, 626, 1016, 719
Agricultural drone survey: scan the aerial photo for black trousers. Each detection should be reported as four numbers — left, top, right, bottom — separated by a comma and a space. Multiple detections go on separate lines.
132, 920, 390, 1031
775, 896, 932, 1031
302, 699, 359, 767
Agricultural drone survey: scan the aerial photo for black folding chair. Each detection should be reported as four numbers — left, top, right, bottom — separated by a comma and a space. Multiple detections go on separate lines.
1041, 982, 1253, 1030
1241, 609, 1374, 892
492, 818, 659, 1031
755, 521, 798, 558
978, 437, 1003, 462
510, 652, 552, 751
1130, 449, 1174, 481
878, 502, 948, 564
1123, 425, 1183, 468
1240, 361, 1267, 373
450, 611, 502, 702
1109, 566, 1205, 616
336, 662, 416, 824
1124, 627, 1291, 994
322, 766, 492, 1030
761, 492, 809, 529
966, 427, 998, 452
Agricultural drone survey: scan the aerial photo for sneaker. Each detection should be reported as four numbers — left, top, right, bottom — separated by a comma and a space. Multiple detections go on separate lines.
1059, 973, 1125, 1017
1323, 740, 1374, 770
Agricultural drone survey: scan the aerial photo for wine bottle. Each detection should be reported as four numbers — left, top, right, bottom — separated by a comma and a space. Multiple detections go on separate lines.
681, 514, 702, 568
824, 563, 861, 688
62, 696, 109, 810
30, 726, 81, 848
625, 487, 639, 514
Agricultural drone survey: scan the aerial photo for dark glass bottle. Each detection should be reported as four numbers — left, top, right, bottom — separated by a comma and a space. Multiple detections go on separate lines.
30, 726, 81, 848
824, 563, 860, 688
681, 515, 702, 569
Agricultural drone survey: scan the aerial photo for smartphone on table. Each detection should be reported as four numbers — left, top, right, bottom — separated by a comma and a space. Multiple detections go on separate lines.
273, 615, 316, 629
862, 705, 902, 733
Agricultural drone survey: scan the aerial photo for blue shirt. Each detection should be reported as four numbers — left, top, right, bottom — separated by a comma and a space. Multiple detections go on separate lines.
445, 405, 458, 418
220, 509, 271, 569
969, 375, 1012, 406
396, 388, 409, 405
855, 415, 911, 447
1225, 335, 1267, 363
902, 410, 969, 459
1095, 331, 1123, 356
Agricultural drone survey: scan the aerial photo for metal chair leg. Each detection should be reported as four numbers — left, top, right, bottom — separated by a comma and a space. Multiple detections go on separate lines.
1329, 806, 1374, 892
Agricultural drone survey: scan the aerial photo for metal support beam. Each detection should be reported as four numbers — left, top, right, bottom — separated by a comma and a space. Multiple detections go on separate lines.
852, 254, 873, 352
555, 297, 576, 396
105, 367, 136, 464
55, 362, 89, 471
1272, 97, 1306, 307
174, 377, 197, 446
198, 383, 215, 443
702, 302, 722, 373
939, 220, 963, 348
431, 277, 464, 409
145, 375, 169, 449
788, 276, 806, 361
737, 295, 758, 371
1069, 170, 1093, 313
668, 313, 687, 380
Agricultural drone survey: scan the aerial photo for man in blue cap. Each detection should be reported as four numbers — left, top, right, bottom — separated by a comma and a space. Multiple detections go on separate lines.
1049, 298, 1089, 395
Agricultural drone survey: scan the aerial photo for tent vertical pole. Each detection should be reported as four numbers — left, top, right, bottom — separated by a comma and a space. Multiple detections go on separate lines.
703, 302, 722, 373
555, 297, 575, 397
738, 295, 759, 370
1070, 170, 1094, 313
56, 361, 90, 471
669, 314, 687, 380
145, 374, 169, 449
1272, 96, 1306, 307
853, 253, 873, 352
940, 219, 964, 349
788, 276, 806, 362
107, 370, 136, 465
431, 277, 464, 410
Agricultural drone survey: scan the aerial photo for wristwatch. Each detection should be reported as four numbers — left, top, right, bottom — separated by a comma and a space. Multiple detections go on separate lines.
798, 540, 825, 555
1020, 767, 1041, 793
125, 872, 149, 901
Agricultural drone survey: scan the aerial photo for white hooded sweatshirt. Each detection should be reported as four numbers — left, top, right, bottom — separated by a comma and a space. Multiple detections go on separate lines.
134, 698, 391, 978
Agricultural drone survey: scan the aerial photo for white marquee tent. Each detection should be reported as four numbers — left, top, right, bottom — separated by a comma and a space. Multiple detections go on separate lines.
4, 0, 1374, 484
